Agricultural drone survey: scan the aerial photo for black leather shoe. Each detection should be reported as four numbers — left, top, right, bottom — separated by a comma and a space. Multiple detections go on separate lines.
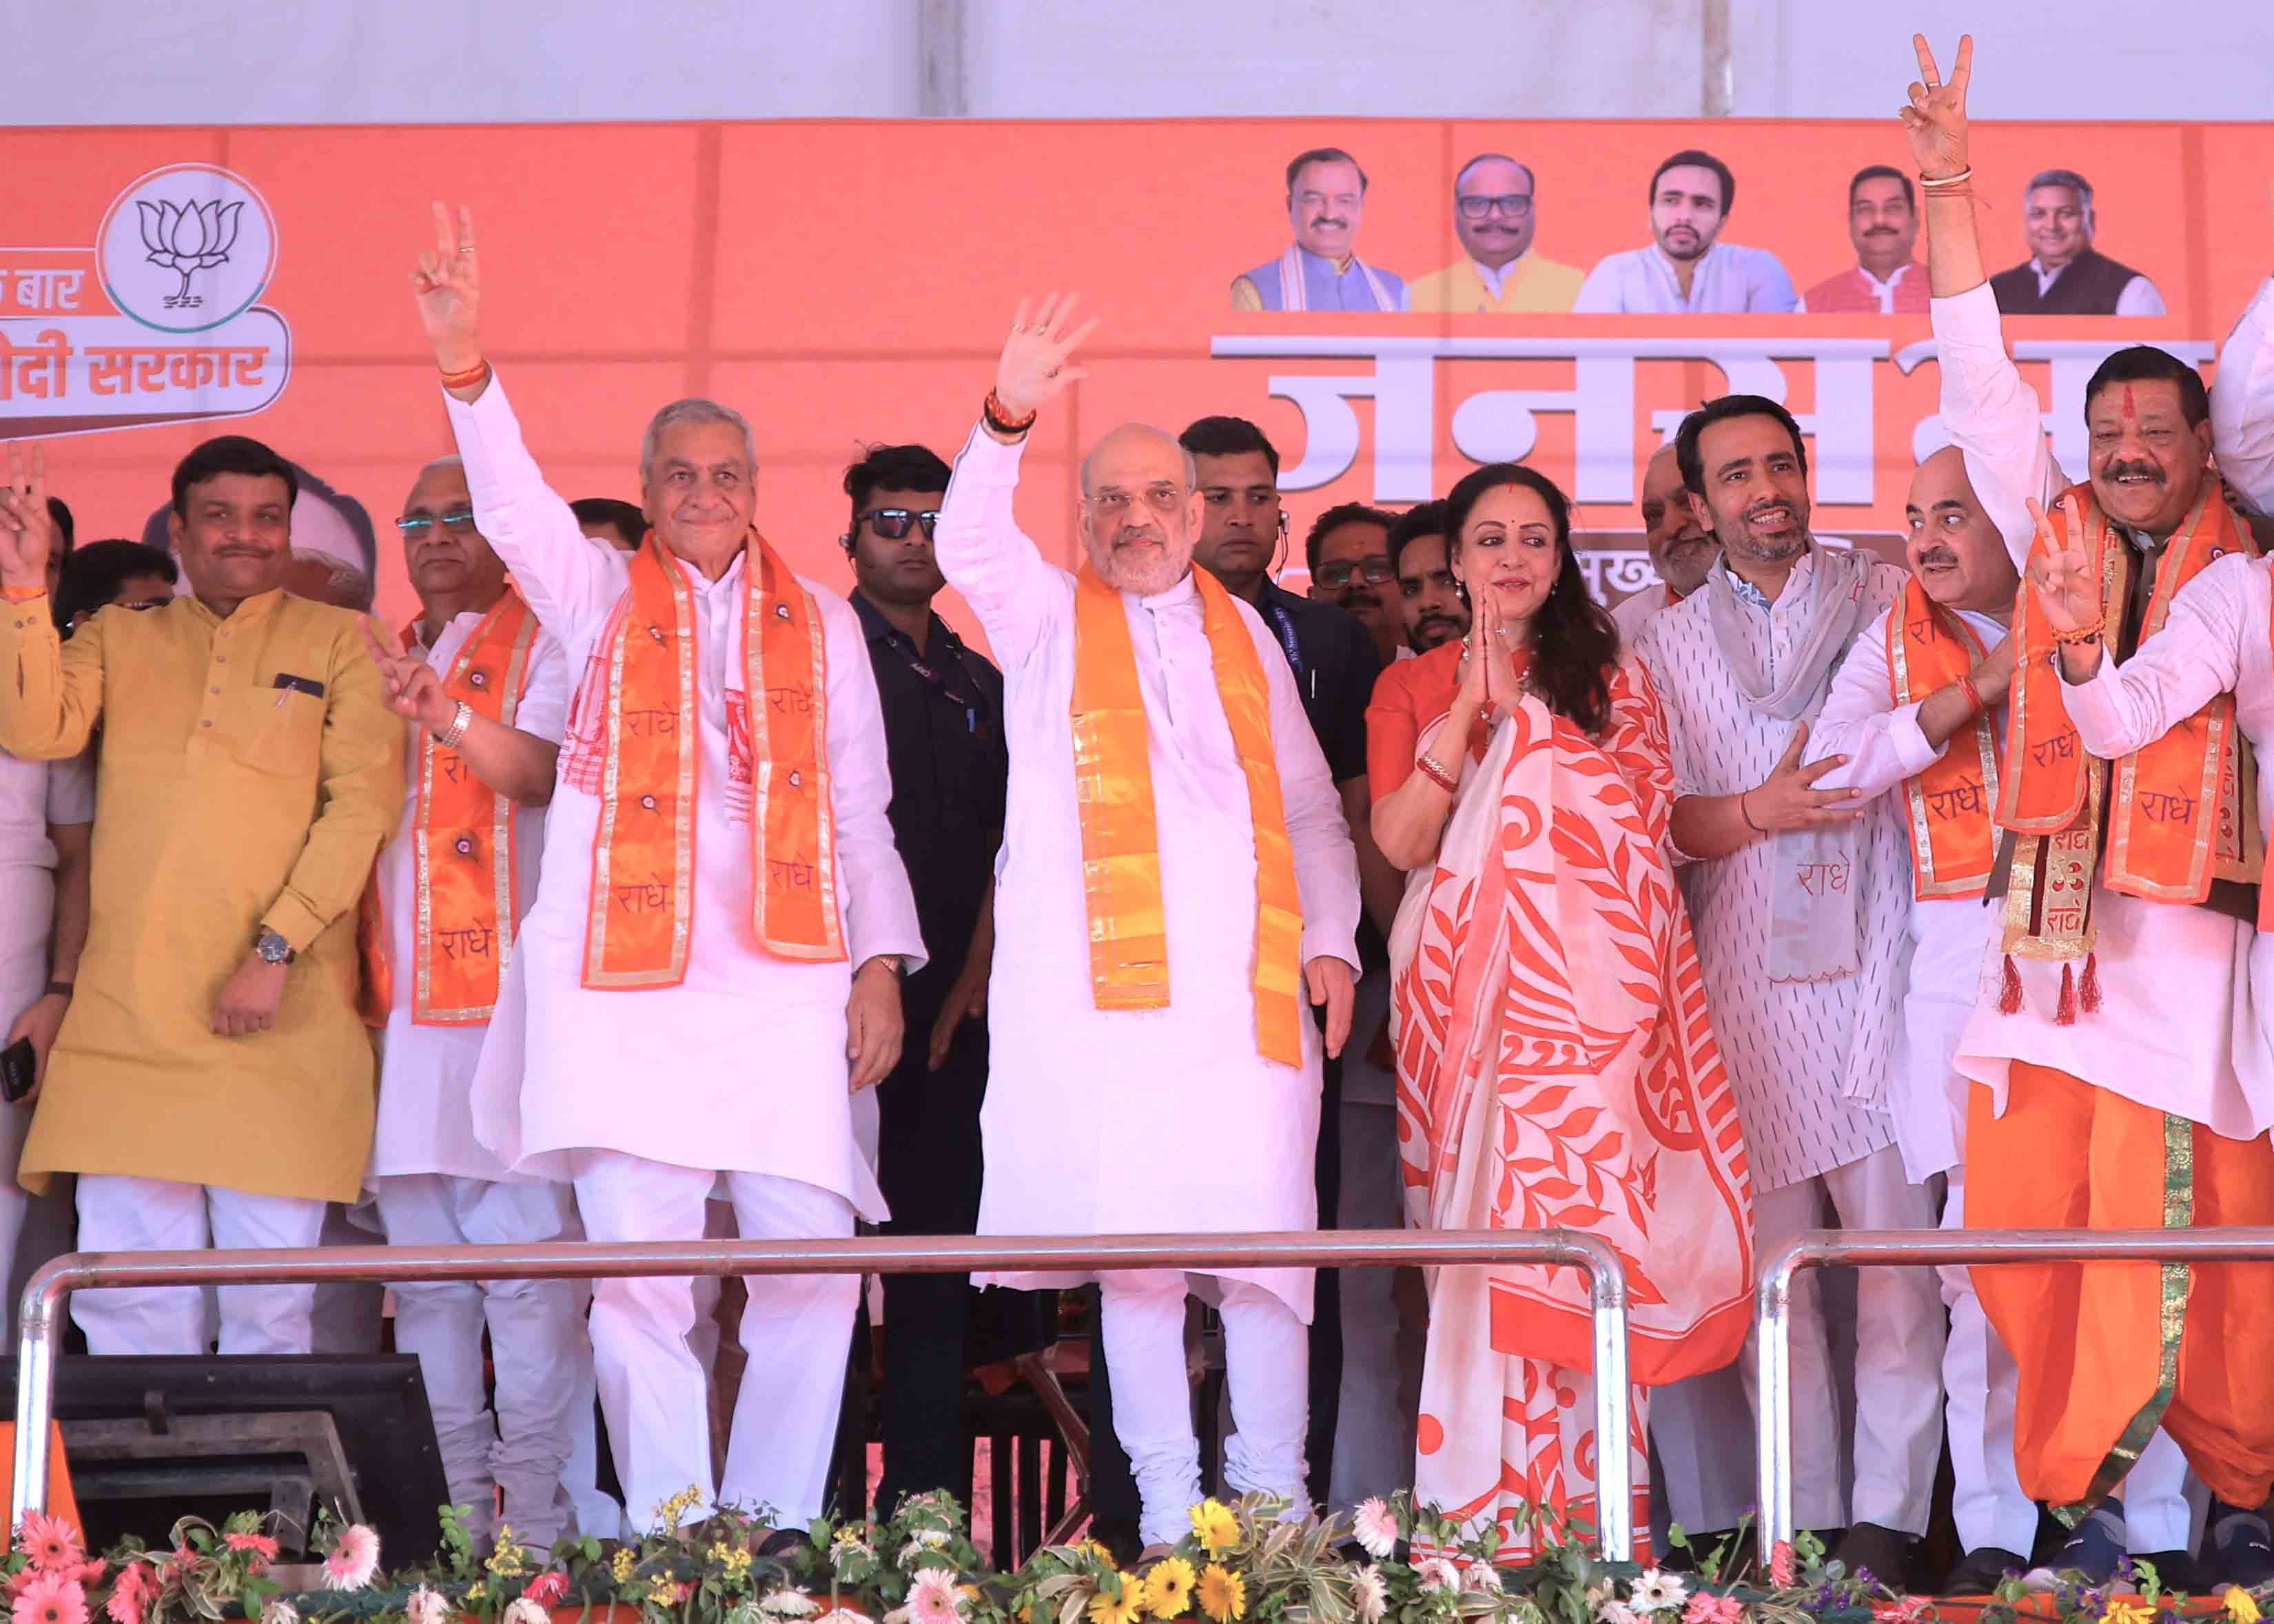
1940, 1545, 2029, 1596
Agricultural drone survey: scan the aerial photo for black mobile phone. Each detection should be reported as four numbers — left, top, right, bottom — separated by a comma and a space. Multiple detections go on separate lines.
0, 1037, 34, 1104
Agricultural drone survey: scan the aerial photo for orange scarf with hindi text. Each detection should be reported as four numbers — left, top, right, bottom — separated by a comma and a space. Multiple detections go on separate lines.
581, 533, 843, 988
1885, 579, 2000, 901
1069, 565, 1304, 1066
1998, 482, 2259, 967
357, 590, 542, 1027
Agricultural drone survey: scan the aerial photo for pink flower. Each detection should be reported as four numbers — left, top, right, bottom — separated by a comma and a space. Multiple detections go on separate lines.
1415, 1558, 1460, 1596
322, 1524, 380, 1590
225, 1534, 279, 1574
524, 1572, 570, 1610
1682, 1594, 1744, 1624
905, 1569, 964, 1624
1872, 1599, 1931, 1623
1351, 1499, 1397, 1561
404, 1587, 449, 1624
15, 1516, 82, 1576
102, 1565, 153, 1624
11, 1572, 85, 1624
1768, 1542, 1796, 1589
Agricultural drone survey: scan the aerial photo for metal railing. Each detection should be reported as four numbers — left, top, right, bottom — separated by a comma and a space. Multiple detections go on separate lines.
14, 1226, 1635, 1559
1756, 1225, 2274, 1549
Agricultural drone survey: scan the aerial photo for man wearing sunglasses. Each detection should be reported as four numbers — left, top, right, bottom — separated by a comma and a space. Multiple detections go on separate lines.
360, 456, 587, 1553
839, 442, 1041, 1517
1407, 154, 1585, 315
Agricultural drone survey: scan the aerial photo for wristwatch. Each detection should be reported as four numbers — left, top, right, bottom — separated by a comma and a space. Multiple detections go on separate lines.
253, 927, 297, 966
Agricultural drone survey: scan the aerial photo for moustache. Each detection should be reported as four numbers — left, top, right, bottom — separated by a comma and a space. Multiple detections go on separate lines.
1916, 548, 1960, 569
2104, 460, 2165, 484
1116, 526, 1165, 547
1309, 216, 1347, 230
1417, 614, 1460, 633
1863, 227, 1898, 237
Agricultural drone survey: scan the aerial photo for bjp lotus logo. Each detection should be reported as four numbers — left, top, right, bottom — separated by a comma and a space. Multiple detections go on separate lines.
99, 164, 278, 334
136, 198, 244, 309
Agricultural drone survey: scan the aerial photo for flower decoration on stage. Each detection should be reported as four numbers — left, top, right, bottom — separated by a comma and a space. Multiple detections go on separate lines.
134, 198, 244, 310
4, 1486, 2268, 1624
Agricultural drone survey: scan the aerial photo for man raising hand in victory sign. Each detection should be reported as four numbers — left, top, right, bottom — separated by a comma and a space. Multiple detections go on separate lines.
409, 204, 923, 1537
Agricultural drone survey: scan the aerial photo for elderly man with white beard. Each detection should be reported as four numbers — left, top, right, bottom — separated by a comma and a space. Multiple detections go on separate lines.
934, 296, 1361, 1552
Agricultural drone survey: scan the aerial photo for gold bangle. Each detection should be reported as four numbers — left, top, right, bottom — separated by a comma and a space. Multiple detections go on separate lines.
1919, 166, 1975, 188
1416, 752, 1459, 794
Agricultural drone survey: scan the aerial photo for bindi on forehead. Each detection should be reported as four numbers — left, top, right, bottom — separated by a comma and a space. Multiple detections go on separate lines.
2122, 384, 2138, 422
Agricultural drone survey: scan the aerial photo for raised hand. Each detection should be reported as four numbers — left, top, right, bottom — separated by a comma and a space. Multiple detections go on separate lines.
1899, 33, 1973, 179
359, 619, 455, 733
1745, 723, 1856, 833
2025, 497, 2101, 635
994, 294, 1100, 419
0, 442, 54, 592
410, 201, 483, 376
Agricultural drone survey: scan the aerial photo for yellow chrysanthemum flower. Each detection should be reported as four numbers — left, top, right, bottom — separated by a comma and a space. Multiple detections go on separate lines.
1143, 1558, 1196, 1619
1189, 1501, 1240, 1556
611, 1549, 637, 1583
2102, 1601, 2155, 1624
1196, 1565, 1245, 1624
1088, 1575, 1145, 1624
726, 1548, 754, 1578
2229, 1590, 2264, 1624
467, 1584, 489, 1603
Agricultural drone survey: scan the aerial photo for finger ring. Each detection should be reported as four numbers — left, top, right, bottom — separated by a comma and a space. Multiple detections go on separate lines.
458, 247, 475, 255
1923, 76, 1940, 88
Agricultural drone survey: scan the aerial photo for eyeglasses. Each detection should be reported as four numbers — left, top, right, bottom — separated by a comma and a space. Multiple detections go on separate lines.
860, 508, 941, 541
1087, 485, 1186, 517
1315, 558, 1395, 588
1456, 194, 1535, 220
396, 508, 479, 537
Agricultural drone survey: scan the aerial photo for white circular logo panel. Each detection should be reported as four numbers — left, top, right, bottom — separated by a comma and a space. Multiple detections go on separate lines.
96, 163, 279, 334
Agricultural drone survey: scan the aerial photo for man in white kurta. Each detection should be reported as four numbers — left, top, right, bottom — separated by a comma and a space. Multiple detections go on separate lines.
1804, 445, 2038, 1588
411, 205, 924, 1534
366, 457, 585, 1551
1913, 51, 2274, 1557
936, 300, 1360, 1550
1630, 398, 1943, 1580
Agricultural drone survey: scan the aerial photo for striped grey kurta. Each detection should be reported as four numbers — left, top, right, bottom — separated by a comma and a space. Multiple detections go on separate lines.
1632, 544, 1912, 1190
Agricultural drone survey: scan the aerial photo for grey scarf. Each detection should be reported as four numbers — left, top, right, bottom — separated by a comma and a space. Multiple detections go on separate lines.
1705, 542, 1876, 983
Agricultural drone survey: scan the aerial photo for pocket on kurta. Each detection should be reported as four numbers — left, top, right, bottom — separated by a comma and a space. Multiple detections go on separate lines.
215, 687, 325, 778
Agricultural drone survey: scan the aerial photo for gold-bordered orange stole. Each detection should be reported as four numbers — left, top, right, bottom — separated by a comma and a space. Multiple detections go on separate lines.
1068, 564, 1304, 1066
1885, 579, 1998, 901
1998, 483, 2260, 989
582, 533, 843, 990
356, 592, 542, 1027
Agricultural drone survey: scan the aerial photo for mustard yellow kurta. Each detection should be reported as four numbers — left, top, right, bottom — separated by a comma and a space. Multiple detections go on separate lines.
0, 588, 402, 1202
1406, 254, 1586, 314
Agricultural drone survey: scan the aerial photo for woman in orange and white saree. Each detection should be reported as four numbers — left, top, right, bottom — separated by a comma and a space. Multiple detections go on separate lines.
1366, 462, 1752, 1562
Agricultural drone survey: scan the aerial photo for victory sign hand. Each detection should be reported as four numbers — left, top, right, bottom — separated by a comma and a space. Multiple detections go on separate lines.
2025, 497, 2101, 635
0, 443, 55, 593
994, 294, 1100, 419
1899, 32, 1974, 180
411, 202, 484, 377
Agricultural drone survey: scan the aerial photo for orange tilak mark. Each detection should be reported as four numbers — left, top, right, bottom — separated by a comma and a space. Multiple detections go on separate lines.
2122, 383, 2138, 422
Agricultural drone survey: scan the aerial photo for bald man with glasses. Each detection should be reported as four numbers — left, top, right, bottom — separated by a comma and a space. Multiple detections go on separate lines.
1406, 154, 1585, 315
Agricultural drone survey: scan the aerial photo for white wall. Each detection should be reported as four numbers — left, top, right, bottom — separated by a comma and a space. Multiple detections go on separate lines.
7, 0, 2271, 123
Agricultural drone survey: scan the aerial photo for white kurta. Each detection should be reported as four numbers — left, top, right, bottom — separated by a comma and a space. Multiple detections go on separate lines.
1609, 583, 1678, 648
935, 425, 1361, 1318
1809, 602, 2008, 1182
370, 612, 569, 1184
1936, 280, 2274, 1133
2058, 553, 2274, 1133
1631, 546, 1912, 1190
445, 379, 925, 1220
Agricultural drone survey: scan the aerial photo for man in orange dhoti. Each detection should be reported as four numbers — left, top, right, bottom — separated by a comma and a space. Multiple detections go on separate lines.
1907, 34, 2274, 1584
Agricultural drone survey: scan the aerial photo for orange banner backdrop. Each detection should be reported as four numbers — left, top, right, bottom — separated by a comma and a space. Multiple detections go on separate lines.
3, 116, 2271, 631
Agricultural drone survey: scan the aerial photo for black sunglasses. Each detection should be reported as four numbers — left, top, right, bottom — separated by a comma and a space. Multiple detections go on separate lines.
1315, 558, 1396, 588
860, 508, 941, 541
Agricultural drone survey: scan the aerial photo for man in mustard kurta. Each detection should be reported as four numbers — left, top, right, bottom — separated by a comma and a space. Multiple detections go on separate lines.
1405, 154, 1586, 315
0, 436, 401, 1356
